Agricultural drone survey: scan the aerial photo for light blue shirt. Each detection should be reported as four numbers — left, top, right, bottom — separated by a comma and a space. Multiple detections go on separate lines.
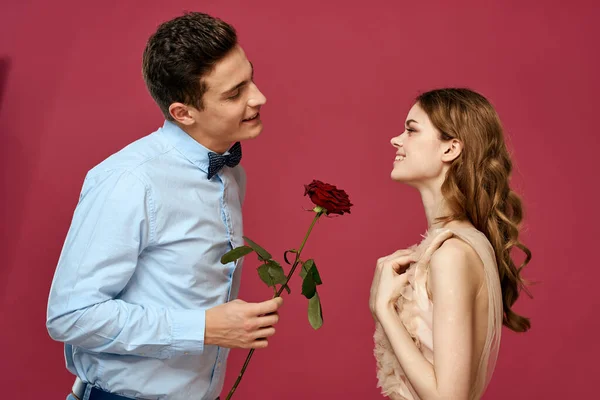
47, 120, 246, 400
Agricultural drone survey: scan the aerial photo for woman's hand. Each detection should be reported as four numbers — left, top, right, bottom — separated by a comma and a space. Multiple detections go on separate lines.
369, 249, 419, 319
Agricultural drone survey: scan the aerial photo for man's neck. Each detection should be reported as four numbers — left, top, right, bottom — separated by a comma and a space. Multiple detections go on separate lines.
175, 121, 231, 154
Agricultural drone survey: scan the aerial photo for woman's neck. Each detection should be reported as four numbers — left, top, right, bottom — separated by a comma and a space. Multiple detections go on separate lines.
420, 186, 450, 230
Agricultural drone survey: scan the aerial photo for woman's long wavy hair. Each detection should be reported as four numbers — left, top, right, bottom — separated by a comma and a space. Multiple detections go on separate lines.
417, 88, 531, 332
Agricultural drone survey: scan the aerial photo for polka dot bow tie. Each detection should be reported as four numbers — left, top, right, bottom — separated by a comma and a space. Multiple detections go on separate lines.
207, 141, 242, 179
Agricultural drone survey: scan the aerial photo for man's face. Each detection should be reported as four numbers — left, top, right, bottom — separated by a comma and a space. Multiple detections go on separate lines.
189, 45, 267, 153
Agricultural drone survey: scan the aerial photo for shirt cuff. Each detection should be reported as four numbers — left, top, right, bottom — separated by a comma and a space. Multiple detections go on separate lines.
169, 309, 206, 356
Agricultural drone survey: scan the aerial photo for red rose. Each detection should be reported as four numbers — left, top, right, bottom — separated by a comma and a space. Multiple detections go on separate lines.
303, 180, 353, 215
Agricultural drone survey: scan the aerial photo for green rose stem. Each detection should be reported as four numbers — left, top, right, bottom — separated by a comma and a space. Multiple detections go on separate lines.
224, 207, 325, 400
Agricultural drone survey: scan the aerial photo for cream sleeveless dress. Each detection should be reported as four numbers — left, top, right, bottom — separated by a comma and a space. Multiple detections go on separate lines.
373, 227, 503, 400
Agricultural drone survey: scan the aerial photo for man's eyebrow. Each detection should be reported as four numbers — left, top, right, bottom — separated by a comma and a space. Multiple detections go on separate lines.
222, 62, 254, 95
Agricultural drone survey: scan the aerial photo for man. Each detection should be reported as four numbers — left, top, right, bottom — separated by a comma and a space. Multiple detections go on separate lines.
46, 12, 283, 400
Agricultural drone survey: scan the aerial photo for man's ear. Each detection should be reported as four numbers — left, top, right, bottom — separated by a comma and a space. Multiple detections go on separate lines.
169, 102, 196, 126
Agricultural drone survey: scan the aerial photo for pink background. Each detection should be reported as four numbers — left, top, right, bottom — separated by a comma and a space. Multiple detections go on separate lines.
1, 0, 598, 399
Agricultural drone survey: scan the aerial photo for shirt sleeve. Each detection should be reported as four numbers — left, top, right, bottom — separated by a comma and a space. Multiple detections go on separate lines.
46, 169, 205, 359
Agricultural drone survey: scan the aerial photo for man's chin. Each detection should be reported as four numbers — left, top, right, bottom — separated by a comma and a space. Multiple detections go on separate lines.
242, 127, 263, 141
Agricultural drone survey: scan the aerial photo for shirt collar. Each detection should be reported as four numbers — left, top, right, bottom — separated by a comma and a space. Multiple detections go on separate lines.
158, 120, 212, 173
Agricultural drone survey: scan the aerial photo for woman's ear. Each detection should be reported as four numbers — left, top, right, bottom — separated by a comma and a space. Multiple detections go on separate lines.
442, 139, 462, 162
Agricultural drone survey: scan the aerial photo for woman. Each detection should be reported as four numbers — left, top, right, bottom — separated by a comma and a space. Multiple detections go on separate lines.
370, 88, 531, 400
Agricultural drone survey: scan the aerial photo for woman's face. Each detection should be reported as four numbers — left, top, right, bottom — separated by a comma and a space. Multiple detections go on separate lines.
390, 103, 451, 186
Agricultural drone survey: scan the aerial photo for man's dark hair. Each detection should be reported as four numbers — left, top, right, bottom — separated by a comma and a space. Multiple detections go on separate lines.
142, 12, 237, 120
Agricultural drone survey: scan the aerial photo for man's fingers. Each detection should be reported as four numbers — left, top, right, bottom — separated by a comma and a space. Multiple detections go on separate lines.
250, 339, 269, 349
255, 297, 283, 316
255, 313, 279, 328
252, 327, 276, 340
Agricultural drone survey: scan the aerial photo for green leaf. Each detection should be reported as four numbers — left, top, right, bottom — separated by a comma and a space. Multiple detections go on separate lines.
266, 260, 286, 284
221, 246, 254, 264
284, 249, 298, 265
308, 291, 323, 330
302, 275, 316, 300
300, 259, 313, 280
301, 259, 323, 299
309, 261, 322, 285
266, 260, 291, 294
257, 264, 275, 287
243, 236, 272, 261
